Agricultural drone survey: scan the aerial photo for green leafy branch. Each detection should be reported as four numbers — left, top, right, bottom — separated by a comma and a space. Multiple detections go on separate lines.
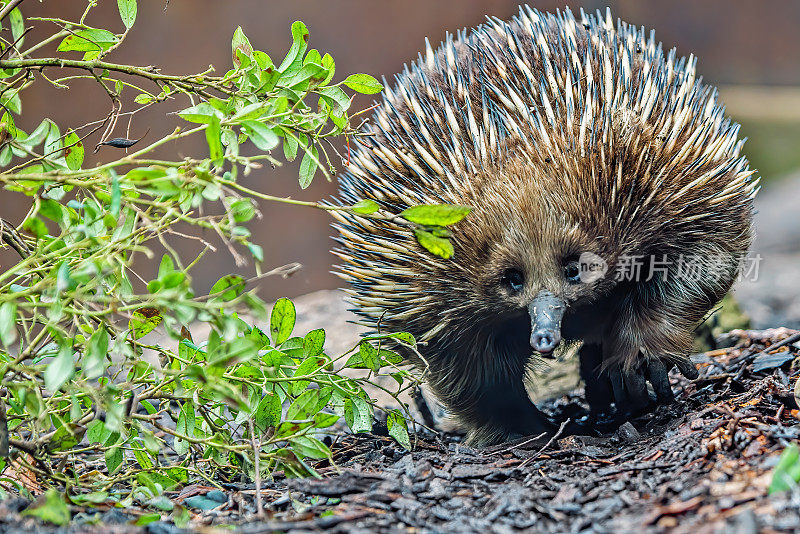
0, 2, 475, 520
0, 1, 447, 514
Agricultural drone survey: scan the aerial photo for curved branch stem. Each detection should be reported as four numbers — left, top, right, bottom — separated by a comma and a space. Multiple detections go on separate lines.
0, 57, 223, 87
0, 0, 25, 23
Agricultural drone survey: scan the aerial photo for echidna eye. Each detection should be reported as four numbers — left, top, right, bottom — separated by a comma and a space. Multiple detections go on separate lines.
502, 269, 524, 292
564, 261, 581, 284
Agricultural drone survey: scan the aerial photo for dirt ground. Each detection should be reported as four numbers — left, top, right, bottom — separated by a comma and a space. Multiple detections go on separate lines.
198, 328, 800, 533
2, 326, 800, 533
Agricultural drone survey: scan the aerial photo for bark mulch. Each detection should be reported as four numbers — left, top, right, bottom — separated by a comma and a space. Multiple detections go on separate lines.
2, 328, 800, 533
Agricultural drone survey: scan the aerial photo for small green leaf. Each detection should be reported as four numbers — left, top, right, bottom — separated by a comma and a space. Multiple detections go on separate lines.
320, 53, 335, 85
49, 425, 80, 454
274, 420, 314, 440
136, 513, 162, 526
344, 352, 366, 369
117, 0, 137, 29
290, 356, 327, 395
70, 491, 110, 505
1, 111, 16, 138
57, 29, 118, 53
241, 120, 279, 151
105, 444, 124, 474
132, 445, 154, 470
1, 92, 21, 114
387, 410, 411, 450
379, 349, 403, 365
177, 402, 196, 437
358, 341, 380, 371
351, 199, 380, 214
43, 120, 62, 158
83, 327, 109, 379
365, 331, 416, 347
228, 198, 256, 222
304, 48, 322, 66
298, 145, 318, 189
343, 73, 383, 94
314, 412, 339, 428
23, 215, 48, 238
253, 50, 273, 70
210, 274, 245, 302
303, 328, 325, 357
0, 301, 17, 346
178, 102, 221, 124
770, 443, 800, 494
289, 435, 330, 459
270, 297, 296, 345
0, 145, 11, 166
63, 129, 83, 170
232, 26, 253, 67
254, 393, 281, 431
247, 326, 270, 349
283, 134, 298, 161
110, 173, 121, 216
179, 339, 206, 361
128, 307, 163, 339
230, 101, 265, 121
261, 348, 287, 368
343, 396, 372, 434
247, 242, 263, 262
160, 271, 183, 288
44, 344, 75, 393
86, 420, 108, 444
39, 199, 64, 223
414, 229, 454, 259
280, 62, 325, 89
317, 86, 350, 115
24, 119, 50, 147
134, 93, 152, 104
286, 388, 331, 421
21, 489, 70, 526
158, 254, 175, 278
206, 116, 223, 164
401, 204, 472, 226
9, 8, 24, 45
278, 21, 309, 74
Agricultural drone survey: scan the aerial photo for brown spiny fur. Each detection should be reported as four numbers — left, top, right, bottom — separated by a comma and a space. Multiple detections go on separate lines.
332, 6, 758, 446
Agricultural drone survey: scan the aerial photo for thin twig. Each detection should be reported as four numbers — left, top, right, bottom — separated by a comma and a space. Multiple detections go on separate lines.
0, 26, 33, 60
0, 57, 226, 88
490, 432, 548, 456
248, 419, 265, 518
0, 0, 25, 23
0, 217, 31, 258
519, 418, 571, 467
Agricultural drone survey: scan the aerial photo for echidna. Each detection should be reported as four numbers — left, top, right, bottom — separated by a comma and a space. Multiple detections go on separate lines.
332, 6, 758, 446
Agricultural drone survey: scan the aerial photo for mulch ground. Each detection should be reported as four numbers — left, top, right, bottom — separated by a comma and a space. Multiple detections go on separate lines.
2, 328, 800, 533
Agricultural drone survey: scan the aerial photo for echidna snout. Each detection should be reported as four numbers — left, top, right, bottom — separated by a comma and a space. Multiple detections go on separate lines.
528, 290, 566, 355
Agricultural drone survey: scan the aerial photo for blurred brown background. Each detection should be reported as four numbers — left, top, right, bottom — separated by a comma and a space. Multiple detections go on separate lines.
6, 0, 800, 304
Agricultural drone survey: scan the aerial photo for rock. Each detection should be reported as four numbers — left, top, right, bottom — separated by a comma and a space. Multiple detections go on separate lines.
614, 422, 641, 444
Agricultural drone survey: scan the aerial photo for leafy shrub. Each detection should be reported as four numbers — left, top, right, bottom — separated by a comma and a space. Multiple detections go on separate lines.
0, 1, 469, 509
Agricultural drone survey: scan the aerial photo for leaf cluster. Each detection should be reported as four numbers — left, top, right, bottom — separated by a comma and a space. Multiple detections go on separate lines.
0, 1, 431, 514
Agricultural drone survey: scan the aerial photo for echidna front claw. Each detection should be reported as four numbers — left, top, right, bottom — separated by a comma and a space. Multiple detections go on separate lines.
584, 351, 700, 425
675, 358, 700, 380
645, 358, 674, 403
579, 344, 690, 422
608, 364, 654, 415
